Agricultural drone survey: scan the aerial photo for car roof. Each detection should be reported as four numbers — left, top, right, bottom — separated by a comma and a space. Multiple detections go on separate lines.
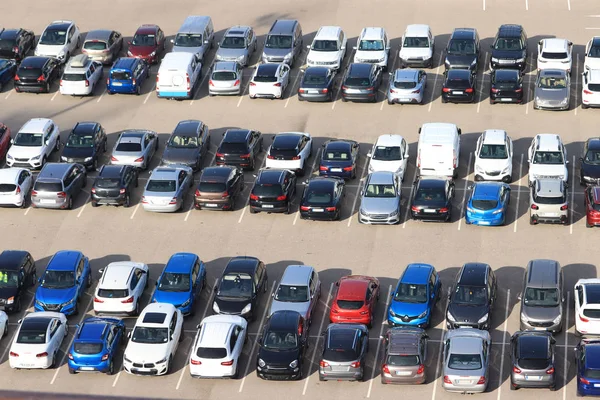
165, 253, 197, 274
583, 342, 600, 369
447, 69, 471, 80
420, 123, 458, 140
473, 182, 502, 199
307, 177, 337, 191
161, 52, 195, 68
388, 328, 422, 355
494, 69, 520, 80
417, 177, 448, 189
315, 26, 342, 40
267, 310, 301, 330
458, 263, 489, 286
0, 250, 29, 271
101, 262, 143, 288
213, 61, 238, 72
401, 264, 434, 284
256, 63, 279, 75
527, 259, 560, 287
225, 26, 251, 37
360, 27, 385, 41
497, 24, 524, 37
223, 129, 251, 143
224, 256, 259, 275
325, 324, 364, 349
0, 168, 23, 182
451, 28, 476, 40
348, 63, 373, 77
542, 38, 569, 52
48, 251, 81, 271
394, 69, 419, 82
173, 120, 202, 136
517, 333, 550, 359
257, 169, 286, 185
46, 21, 72, 31
367, 171, 395, 185
593, 187, 600, 204
324, 140, 352, 152
269, 20, 298, 35
135, 25, 159, 35
21, 317, 52, 331
78, 320, 109, 341
99, 165, 127, 178
178, 16, 211, 34
481, 129, 507, 145
535, 178, 564, 197
585, 284, 600, 304
21, 57, 49, 68
535, 134, 562, 151
84, 30, 113, 42
112, 58, 138, 70
39, 163, 71, 179
375, 134, 404, 147
72, 122, 99, 135
198, 319, 234, 347
539, 69, 567, 78
449, 336, 482, 354
149, 168, 179, 181
588, 69, 600, 84
65, 54, 93, 72
272, 133, 303, 148
337, 276, 370, 300
200, 166, 235, 182
304, 66, 330, 76
404, 24, 431, 37
280, 265, 313, 286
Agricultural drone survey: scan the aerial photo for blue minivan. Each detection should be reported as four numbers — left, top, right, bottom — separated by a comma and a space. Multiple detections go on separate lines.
106, 57, 150, 95
68, 317, 125, 375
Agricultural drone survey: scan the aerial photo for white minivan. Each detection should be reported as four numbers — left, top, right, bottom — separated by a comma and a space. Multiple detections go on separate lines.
156, 52, 202, 100
417, 123, 461, 178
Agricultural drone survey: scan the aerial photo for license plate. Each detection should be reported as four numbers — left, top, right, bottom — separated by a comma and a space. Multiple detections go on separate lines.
525, 375, 543, 381
396, 371, 411, 376
204, 204, 218, 208
20, 364, 35, 368
456, 380, 470, 384
330, 168, 342, 172
345, 89, 360, 93
309, 90, 319, 94
499, 60, 513, 64
478, 221, 490, 225
534, 327, 546, 331
399, 98, 411, 102
80, 367, 95, 371
112, 82, 122, 86
544, 213, 559, 217
39, 199, 56, 204
595, 384, 600, 388
423, 209, 436, 213
501, 98, 512, 102
312, 208, 324, 212
453, 91, 463, 95
262, 204, 274, 209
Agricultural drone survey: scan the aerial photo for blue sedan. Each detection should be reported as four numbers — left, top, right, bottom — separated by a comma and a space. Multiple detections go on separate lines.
465, 182, 511, 226
0, 59, 17, 92
576, 338, 600, 396
319, 140, 359, 179
68, 317, 125, 375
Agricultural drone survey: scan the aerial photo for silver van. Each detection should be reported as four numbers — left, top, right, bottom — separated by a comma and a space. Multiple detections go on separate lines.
262, 19, 303, 66
171, 16, 214, 62
31, 163, 87, 210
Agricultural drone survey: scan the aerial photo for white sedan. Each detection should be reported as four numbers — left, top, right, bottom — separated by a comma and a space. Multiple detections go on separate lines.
9, 312, 68, 369
0, 168, 33, 207
249, 63, 290, 99
265, 132, 313, 175
575, 279, 600, 335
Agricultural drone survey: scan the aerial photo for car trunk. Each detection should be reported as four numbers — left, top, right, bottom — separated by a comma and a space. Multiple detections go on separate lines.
158, 69, 188, 92
33, 181, 63, 204
61, 72, 88, 91
17, 67, 43, 84
110, 70, 133, 87
94, 178, 122, 198
420, 145, 455, 175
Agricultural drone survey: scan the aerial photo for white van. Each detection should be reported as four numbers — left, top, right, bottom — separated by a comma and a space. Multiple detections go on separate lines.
156, 52, 202, 100
417, 123, 462, 178
171, 16, 214, 62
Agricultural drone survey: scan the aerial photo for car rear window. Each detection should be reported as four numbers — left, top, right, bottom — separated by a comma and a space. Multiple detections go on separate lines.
585, 369, 600, 379
324, 329, 360, 362
62, 73, 87, 81
146, 180, 177, 192
74, 342, 103, 354
84, 41, 107, 50
34, 181, 63, 192
446, 78, 470, 89
97, 289, 129, 298
253, 74, 277, 83
518, 357, 550, 370
212, 71, 237, 81
583, 309, 600, 319
303, 74, 327, 85
306, 190, 332, 204
344, 77, 370, 87
541, 52, 568, 60
111, 71, 131, 81
197, 347, 227, 359
18, 67, 43, 77
0, 184, 17, 193
17, 329, 46, 344
95, 178, 120, 188
336, 300, 364, 310
115, 142, 142, 152
472, 199, 498, 210
448, 354, 482, 370
253, 184, 283, 197
394, 81, 417, 89
219, 142, 248, 154
533, 194, 566, 205
198, 182, 227, 193
589, 84, 600, 92
323, 150, 350, 161
387, 354, 420, 366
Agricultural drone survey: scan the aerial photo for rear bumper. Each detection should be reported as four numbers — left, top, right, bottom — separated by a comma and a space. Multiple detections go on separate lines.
298, 92, 330, 102
319, 369, 363, 381
342, 91, 377, 101
15, 83, 49, 93
107, 85, 137, 94
31, 197, 70, 209
381, 372, 425, 384
195, 199, 232, 211
142, 202, 181, 213
442, 382, 487, 393
92, 194, 128, 206
256, 366, 301, 380
512, 373, 555, 388
60, 87, 94, 96
68, 359, 110, 373
0, 195, 25, 207
300, 209, 338, 220
530, 213, 568, 224
209, 87, 241, 95
157, 90, 192, 99
465, 212, 505, 226
442, 92, 476, 103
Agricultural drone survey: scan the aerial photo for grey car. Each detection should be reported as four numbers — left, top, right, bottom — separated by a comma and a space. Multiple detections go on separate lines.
442, 328, 491, 394
142, 165, 193, 213
529, 178, 569, 224
111, 130, 159, 170
161, 120, 211, 171
269, 265, 321, 324
31, 163, 86, 210
519, 259, 564, 332
215, 26, 257, 67
510, 331, 557, 390
81, 30, 123, 64
533, 69, 571, 110
387, 69, 427, 105
208, 62, 243, 96
358, 171, 402, 224
319, 323, 368, 381
380, 327, 429, 384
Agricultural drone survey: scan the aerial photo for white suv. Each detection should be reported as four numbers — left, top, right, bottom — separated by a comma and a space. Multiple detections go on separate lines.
474, 129, 513, 183
537, 38, 573, 73
59, 54, 104, 96
306, 26, 346, 70
353, 27, 390, 70
575, 279, 600, 336
367, 134, 409, 181
6, 118, 60, 169
582, 69, 600, 109
93, 262, 149, 316
35, 20, 81, 64
399, 24, 434, 68
123, 303, 183, 376
527, 134, 569, 185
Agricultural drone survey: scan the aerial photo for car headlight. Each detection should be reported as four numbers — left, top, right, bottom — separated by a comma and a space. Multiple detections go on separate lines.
57, 51, 66, 59
359, 208, 367, 216
447, 312, 456, 322
471, 59, 477, 66
149, 51, 156, 57
491, 57, 499, 63
127, 51, 133, 57
283, 53, 292, 61
586, 65, 591, 70
444, 59, 450, 66
584, 176, 593, 181
395, 167, 404, 175
553, 315, 562, 324
123, 355, 132, 363
215, 54, 223, 60
6, 297, 14, 305
60, 156, 68, 161
560, 98, 569, 104
152, 298, 158, 303
377, 57, 385, 63
535, 97, 541, 102
156, 357, 167, 364
368, 164, 375, 172
84, 157, 93, 162
6, 154, 13, 160
389, 309, 397, 317
516, 57, 526, 63
492, 209, 503, 214
181, 299, 191, 307
417, 310, 428, 319
237, 55, 246, 62
557, 175, 565, 181
62, 298, 75, 308
262, 52, 267, 59
35, 299, 42, 306
389, 209, 399, 217
475, 165, 484, 173
501, 166, 510, 174
258, 358, 266, 368
467, 207, 475, 213
289, 359, 298, 369
241, 303, 252, 315
520, 313, 528, 322
213, 302, 220, 313
478, 313, 489, 324
30, 155, 40, 161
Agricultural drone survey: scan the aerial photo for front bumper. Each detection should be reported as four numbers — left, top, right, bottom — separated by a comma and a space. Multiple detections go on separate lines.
34, 300, 77, 315
400, 57, 432, 68
257, 366, 301, 380
447, 320, 489, 330
520, 319, 561, 332
358, 211, 400, 225
534, 101, 569, 111
490, 60, 526, 71
474, 170, 511, 182
123, 359, 168, 376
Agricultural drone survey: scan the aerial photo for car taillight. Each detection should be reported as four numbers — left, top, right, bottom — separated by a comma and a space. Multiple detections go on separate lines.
417, 150, 421, 167
134, 156, 144, 162
276, 195, 287, 201
186, 74, 191, 89
560, 204, 568, 211
453, 150, 457, 168
14, 75, 20, 82
477, 376, 486, 385
234, 79, 240, 86
68, 353, 74, 360
9, 352, 19, 357
584, 89, 594, 95
209, 79, 214, 86
321, 88, 328, 94
240, 154, 251, 159
350, 361, 361, 368
298, 88, 305, 93
366, 87, 374, 91
465, 88, 474, 93
581, 377, 591, 385
141, 196, 148, 204
412, 89, 421, 94
273, 82, 282, 87
546, 367, 555, 375
91, 188, 96, 194
515, 88, 522, 93
31, 190, 37, 197
221, 191, 229, 198
110, 156, 118, 162
320, 361, 329, 368
85, 79, 89, 87
37, 75, 45, 82
119, 188, 126, 194
190, 359, 201, 365
491, 88, 499, 93
417, 364, 425, 375
57, 192, 66, 198
195, 189, 200, 197
343, 166, 354, 172
216, 152, 224, 158
106, 78, 110, 85
411, 206, 419, 212
16, 186, 21, 194
300, 205, 310, 211
531, 204, 539, 210
12, 46, 18, 53
382, 364, 390, 374
101, 354, 110, 361
439, 207, 449, 213
132, 78, 136, 86
442, 87, 451, 92
60, 80, 63, 86
250, 194, 259, 201
156, 74, 159, 84
292, 156, 300, 160
169, 197, 178, 205
94, 297, 104, 303
390, 89, 397, 94
221, 360, 234, 366
513, 366, 521, 374
267, 155, 274, 159
319, 166, 328, 171
326, 207, 336, 212
443, 376, 452, 384
121, 296, 134, 303
580, 315, 590, 323
36, 352, 48, 358
249, 82, 256, 86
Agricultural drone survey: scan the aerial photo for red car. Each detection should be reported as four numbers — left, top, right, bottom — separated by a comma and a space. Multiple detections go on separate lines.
127, 24, 165, 64
584, 185, 600, 227
0, 123, 11, 163
330, 275, 380, 327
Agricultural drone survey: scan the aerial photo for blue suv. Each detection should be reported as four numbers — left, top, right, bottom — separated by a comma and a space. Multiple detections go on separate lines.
388, 263, 441, 328
68, 317, 125, 375
35, 250, 91, 315
151, 252, 206, 316
107, 57, 149, 95
576, 338, 600, 396
465, 182, 511, 226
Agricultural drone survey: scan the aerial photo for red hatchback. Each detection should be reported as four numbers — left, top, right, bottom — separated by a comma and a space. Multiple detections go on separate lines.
585, 185, 600, 227
330, 275, 380, 327
0, 123, 11, 163
127, 24, 165, 64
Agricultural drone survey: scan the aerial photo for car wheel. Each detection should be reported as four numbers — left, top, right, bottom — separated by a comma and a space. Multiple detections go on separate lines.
249, 207, 258, 214
20, 195, 27, 209
341, 97, 348, 102
87, 272, 92, 288
550, 384, 557, 391
134, 300, 140, 316
441, 97, 448, 103
135, 85, 141, 95
124, 195, 131, 207
284, 203, 291, 215
232, 363, 240, 379
103, 141, 107, 153
530, 216, 537, 225
31, 271, 37, 287
69, 367, 76, 374
510, 383, 517, 390
72, 299, 79, 315
67, 196, 73, 210
490, 98, 495, 105
91, 201, 99, 208
50, 352, 56, 368
107, 361, 115, 375
81, 173, 87, 188
587, 220, 593, 228
582, 103, 590, 109
319, 375, 325, 382
167, 356, 173, 374
92, 158, 98, 170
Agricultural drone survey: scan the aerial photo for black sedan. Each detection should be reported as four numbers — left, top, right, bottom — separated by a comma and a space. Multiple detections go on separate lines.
14, 56, 60, 93
580, 138, 600, 185
249, 169, 296, 214
300, 177, 345, 221
161, 120, 211, 171
0, 250, 36, 313
61, 122, 108, 170
441, 69, 476, 103
91, 165, 138, 207
490, 69, 523, 104
216, 129, 263, 170
341, 63, 382, 103
0, 28, 35, 61
298, 66, 335, 102
319, 140, 359, 179
410, 177, 455, 222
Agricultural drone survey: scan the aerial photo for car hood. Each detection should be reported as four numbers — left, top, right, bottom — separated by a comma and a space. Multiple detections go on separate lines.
152, 290, 191, 305
0, 287, 18, 301
269, 300, 310, 320
445, 54, 477, 67
355, 50, 386, 61
172, 46, 202, 55
216, 48, 247, 59
36, 286, 77, 304
62, 147, 94, 159
521, 303, 561, 322
369, 159, 404, 174
35, 44, 65, 57
129, 45, 156, 57
258, 346, 299, 367
263, 48, 292, 58
360, 196, 400, 214
585, 57, 600, 70
475, 157, 511, 172
581, 162, 600, 178
529, 163, 568, 179
447, 303, 488, 323
215, 296, 251, 314
535, 87, 569, 101
8, 145, 43, 159
125, 341, 169, 363
390, 299, 428, 316
161, 147, 199, 165
400, 47, 432, 59
491, 49, 526, 60
308, 50, 341, 62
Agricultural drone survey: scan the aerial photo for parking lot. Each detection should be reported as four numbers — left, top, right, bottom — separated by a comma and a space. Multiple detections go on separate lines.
1, 0, 600, 399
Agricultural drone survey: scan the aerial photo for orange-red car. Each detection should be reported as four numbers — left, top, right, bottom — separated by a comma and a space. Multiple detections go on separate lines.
585, 185, 600, 228
330, 275, 380, 327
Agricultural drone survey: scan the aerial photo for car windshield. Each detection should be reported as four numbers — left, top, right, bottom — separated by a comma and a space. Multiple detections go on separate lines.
221, 36, 245, 49
479, 144, 508, 159
311, 40, 338, 51
95, 178, 120, 188
174, 33, 203, 47
447, 39, 476, 55
168, 135, 198, 148
197, 347, 227, 359
61, 73, 86, 81
131, 327, 169, 344
471, 199, 499, 210
13, 132, 43, 147
158, 272, 190, 292
448, 353, 482, 370
585, 150, 600, 164
132, 34, 155, 46
453, 285, 488, 305
589, 45, 600, 58
66, 135, 94, 148
372, 146, 402, 161
359, 40, 384, 51
265, 35, 292, 49
538, 76, 567, 89
387, 354, 420, 366
111, 71, 131, 81
415, 187, 446, 202
17, 327, 46, 344
303, 73, 327, 85
394, 81, 417, 89
336, 300, 364, 310
394, 283, 428, 303
146, 180, 177, 192
0, 270, 20, 288
365, 184, 397, 198
403, 37, 429, 48
217, 273, 253, 298
198, 182, 227, 193
585, 369, 600, 379
74, 342, 103, 354
212, 71, 237, 81
541, 52, 568, 60
524, 287, 560, 307
39, 28, 67, 45
275, 284, 308, 302
263, 330, 298, 350
324, 150, 351, 161
533, 151, 564, 164
41, 270, 75, 289
83, 41, 107, 50
494, 38, 523, 51
306, 190, 332, 204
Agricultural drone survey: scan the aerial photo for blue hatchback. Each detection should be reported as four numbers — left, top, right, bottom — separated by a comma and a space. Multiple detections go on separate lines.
107, 57, 149, 95
388, 263, 441, 328
576, 338, 600, 396
151, 252, 206, 316
319, 140, 360, 179
35, 250, 91, 316
465, 182, 511, 226
68, 317, 125, 375
0, 59, 17, 91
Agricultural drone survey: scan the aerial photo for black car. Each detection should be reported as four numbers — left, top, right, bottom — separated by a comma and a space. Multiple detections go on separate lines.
299, 177, 345, 221
446, 263, 497, 330
580, 138, 600, 185
410, 177, 455, 221
194, 166, 245, 210
216, 129, 263, 170
490, 24, 528, 72
298, 66, 336, 102
91, 165, 138, 207
213, 256, 268, 321
14, 56, 61, 93
256, 310, 309, 380
0, 28, 35, 61
441, 69, 476, 103
490, 69, 524, 104
444, 28, 480, 72
0, 250, 36, 313
249, 169, 296, 214
319, 140, 359, 179
161, 120, 211, 171
61, 122, 108, 170
510, 331, 556, 391
341, 63, 382, 103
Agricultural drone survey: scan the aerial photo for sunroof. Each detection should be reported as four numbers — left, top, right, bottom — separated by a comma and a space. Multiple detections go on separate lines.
142, 312, 167, 324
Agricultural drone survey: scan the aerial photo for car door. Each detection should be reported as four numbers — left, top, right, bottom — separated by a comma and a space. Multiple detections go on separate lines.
281, 64, 290, 88
168, 313, 179, 355
75, 257, 85, 299
142, 133, 152, 161
18, 170, 32, 194
428, 271, 437, 309
190, 261, 200, 300
368, 280, 378, 316
482, 338, 490, 380
47, 123, 59, 153
130, 268, 143, 303
351, 142, 359, 169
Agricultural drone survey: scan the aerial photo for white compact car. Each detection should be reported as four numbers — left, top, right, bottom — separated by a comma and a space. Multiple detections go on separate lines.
6, 118, 60, 170
9, 312, 68, 369
0, 168, 33, 207
94, 262, 149, 316
189, 315, 248, 378
353, 27, 390, 70
367, 134, 409, 181
306, 26, 347, 70
35, 20, 81, 64
473, 130, 513, 183
537, 38, 573, 73
265, 132, 313, 175
123, 303, 183, 376
387, 69, 427, 105
399, 24, 435, 68
584, 37, 600, 71
527, 134, 569, 185
582, 69, 600, 109
575, 279, 600, 336
249, 63, 290, 99
0, 311, 8, 339
59, 54, 103, 96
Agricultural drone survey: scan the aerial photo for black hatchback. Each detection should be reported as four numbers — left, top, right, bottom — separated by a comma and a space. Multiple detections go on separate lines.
61, 122, 108, 170
299, 177, 345, 221
14, 56, 60, 93
580, 138, 600, 185
341, 63, 382, 103
0, 250, 37, 313
216, 129, 263, 170
441, 69, 476, 103
0, 28, 36, 61
490, 69, 523, 104
410, 177, 455, 222
249, 169, 296, 214
91, 165, 138, 207
298, 66, 336, 102
161, 120, 211, 172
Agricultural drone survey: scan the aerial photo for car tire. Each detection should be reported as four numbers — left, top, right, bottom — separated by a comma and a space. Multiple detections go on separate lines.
510, 383, 517, 390
587, 220, 593, 228
50, 352, 56, 369
284, 204, 291, 215
387, 100, 393, 105
167, 356, 173, 374
92, 158, 98, 171
91, 201, 98, 208
67, 196, 73, 210
319, 375, 325, 382
135, 85, 141, 96
530, 216, 537, 225
69, 367, 76, 374
341, 97, 348, 102
582, 103, 589, 109
490, 99, 495, 105
87, 272, 92, 288
134, 300, 140, 316
550, 384, 557, 391
441, 97, 448, 103
249, 207, 258, 214
179, 333, 183, 343
107, 361, 115, 375
232, 364, 240, 379
72, 300, 79, 316
81, 173, 87, 188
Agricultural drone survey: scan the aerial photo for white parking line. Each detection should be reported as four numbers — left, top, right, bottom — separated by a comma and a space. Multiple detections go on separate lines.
190, 63, 213, 106
567, 0, 571, 11
112, 368, 122, 387
24, 205, 31, 215
347, 157, 369, 228
570, 155, 576, 234
97, 89, 106, 103
457, 152, 473, 231
403, 168, 419, 229
129, 203, 140, 220
562, 291, 570, 400
428, 55, 442, 113
477, 54, 490, 114
514, 154, 525, 233
237, 72, 253, 108
496, 289, 511, 399
143, 89, 153, 104
366, 284, 393, 398
5, 90, 12, 100
285, 74, 302, 108
430, 290, 449, 400
76, 195, 91, 218
574, 54, 579, 115
525, 0, 529, 11
50, 91, 59, 101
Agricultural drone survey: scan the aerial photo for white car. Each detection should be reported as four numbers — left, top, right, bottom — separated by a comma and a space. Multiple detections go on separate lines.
473, 130, 513, 183
306, 26, 347, 70
537, 38, 572, 73
0, 168, 33, 207
94, 262, 149, 316
6, 118, 61, 170
0, 311, 8, 339
189, 315, 248, 378
527, 134, 569, 185
575, 279, 600, 335
353, 27, 390, 70
9, 312, 68, 369
584, 37, 600, 71
123, 303, 183, 376
59, 54, 103, 96
582, 69, 600, 109
35, 20, 80, 64
249, 63, 290, 99
367, 134, 409, 181
399, 24, 435, 68
265, 132, 313, 175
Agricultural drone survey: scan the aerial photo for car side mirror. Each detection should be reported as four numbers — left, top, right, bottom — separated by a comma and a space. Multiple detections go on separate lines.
341, 46, 346, 50
306, 45, 311, 49
128, 41, 132, 45
38, 277, 42, 283
360, 190, 364, 196
257, 336, 263, 344
196, 324, 201, 329
335, 281, 340, 287
271, 292, 275, 297
17, 319, 22, 324
127, 331, 131, 338
457, 129, 462, 135
155, 281, 158, 286
527, 159, 531, 163
367, 152, 372, 158
10, 139, 13, 144
204, 40, 209, 44
98, 268, 104, 274
580, 157, 584, 161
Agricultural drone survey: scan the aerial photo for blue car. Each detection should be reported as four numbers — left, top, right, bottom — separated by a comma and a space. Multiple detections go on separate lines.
465, 182, 511, 226
0, 59, 17, 92
107, 57, 149, 95
151, 252, 206, 316
34, 250, 91, 316
388, 263, 441, 328
68, 317, 125, 375
319, 140, 360, 179
576, 337, 600, 396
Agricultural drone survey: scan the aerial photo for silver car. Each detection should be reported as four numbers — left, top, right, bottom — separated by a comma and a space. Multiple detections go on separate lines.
319, 323, 368, 381
110, 130, 159, 170
31, 163, 86, 210
358, 171, 402, 225
510, 331, 556, 390
529, 178, 568, 225
269, 265, 321, 324
81, 30, 123, 64
215, 26, 257, 67
442, 328, 491, 394
533, 69, 571, 111
142, 165, 193, 213
387, 69, 427, 105
381, 327, 429, 385
208, 62, 243, 96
